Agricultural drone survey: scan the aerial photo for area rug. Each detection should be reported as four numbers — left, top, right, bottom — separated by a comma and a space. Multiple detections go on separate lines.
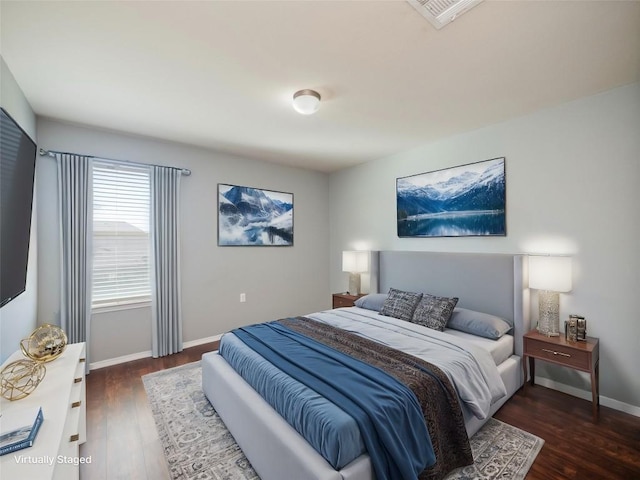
143, 362, 543, 480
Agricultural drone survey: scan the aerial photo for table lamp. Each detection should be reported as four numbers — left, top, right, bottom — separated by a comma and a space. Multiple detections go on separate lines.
529, 255, 572, 336
342, 251, 369, 295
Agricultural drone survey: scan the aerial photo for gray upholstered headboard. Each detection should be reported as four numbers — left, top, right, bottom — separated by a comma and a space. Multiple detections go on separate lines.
376, 251, 529, 357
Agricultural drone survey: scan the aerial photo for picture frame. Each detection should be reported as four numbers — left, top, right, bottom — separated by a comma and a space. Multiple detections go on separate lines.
565, 317, 578, 342
218, 183, 293, 246
566, 315, 586, 342
396, 157, 506, 238
576, 316, 587, 341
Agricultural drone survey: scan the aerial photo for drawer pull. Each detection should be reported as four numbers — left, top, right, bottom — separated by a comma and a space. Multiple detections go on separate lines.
542, 348, 571, 358
79, 358, 86, 363
70, 434, 80, 442
74, 377, 83, 383
72, 401, 82, 408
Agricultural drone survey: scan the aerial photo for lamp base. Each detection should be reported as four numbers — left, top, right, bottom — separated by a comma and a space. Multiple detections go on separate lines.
347, 273, 361, 296
537, 290, 560, 336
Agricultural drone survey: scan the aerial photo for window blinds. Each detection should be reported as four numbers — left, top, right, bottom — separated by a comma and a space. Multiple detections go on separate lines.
92, 161, 150, 308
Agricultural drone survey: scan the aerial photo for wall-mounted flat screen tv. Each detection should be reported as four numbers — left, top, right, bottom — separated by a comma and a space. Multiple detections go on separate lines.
0, 107, 37, 307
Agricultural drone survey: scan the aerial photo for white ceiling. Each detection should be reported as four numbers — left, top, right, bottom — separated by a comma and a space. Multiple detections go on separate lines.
2, 1, 639, 172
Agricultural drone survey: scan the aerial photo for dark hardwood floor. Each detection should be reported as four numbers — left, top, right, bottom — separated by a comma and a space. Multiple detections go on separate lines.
81, 342, 640, 480
495, 386, 640, 480
80, 342, 219, 480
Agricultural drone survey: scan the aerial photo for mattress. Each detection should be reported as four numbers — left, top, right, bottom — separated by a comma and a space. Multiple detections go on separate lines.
443, 328, 514, 366
219, 307, 510, 472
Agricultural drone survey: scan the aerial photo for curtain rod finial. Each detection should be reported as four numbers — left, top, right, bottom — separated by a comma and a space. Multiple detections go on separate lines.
39, 148, 54, 157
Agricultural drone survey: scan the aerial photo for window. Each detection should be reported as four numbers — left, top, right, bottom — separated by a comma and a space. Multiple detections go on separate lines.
92, 161, 150, 309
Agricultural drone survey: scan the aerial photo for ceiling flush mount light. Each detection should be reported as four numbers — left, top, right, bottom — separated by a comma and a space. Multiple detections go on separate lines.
292, 89, 321, 115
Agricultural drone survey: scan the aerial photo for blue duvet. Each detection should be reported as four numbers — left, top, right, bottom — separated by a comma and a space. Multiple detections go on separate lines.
219, 333, 364, 469
228, 320, 434, 480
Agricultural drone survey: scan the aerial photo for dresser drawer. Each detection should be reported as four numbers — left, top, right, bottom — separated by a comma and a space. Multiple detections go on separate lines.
525, 338, 590, 370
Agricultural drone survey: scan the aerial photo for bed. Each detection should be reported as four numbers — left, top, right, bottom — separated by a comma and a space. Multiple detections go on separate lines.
202, 251, 530, 480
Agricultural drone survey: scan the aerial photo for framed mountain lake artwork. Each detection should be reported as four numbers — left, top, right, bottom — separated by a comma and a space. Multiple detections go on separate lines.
396, 157, 506, 238
218, 184, 294, 246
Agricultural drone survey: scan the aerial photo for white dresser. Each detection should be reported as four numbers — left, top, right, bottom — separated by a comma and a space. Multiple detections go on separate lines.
0, 342, 87, 480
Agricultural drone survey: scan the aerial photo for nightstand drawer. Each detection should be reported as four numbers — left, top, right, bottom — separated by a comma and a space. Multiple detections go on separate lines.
332, 293, 365, 309
523, 330, 600, 420
525, 338, 590, 370
333, 296, 356, 308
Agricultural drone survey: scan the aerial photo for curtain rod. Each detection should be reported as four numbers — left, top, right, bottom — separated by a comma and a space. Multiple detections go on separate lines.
39, 148, 191, 176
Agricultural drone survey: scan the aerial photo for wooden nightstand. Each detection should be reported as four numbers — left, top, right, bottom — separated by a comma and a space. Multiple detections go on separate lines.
523, 330, 600, 420
332, 293, 365, 308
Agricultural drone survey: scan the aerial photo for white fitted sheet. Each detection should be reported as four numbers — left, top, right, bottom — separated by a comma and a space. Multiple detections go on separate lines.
443, 329, 514, 366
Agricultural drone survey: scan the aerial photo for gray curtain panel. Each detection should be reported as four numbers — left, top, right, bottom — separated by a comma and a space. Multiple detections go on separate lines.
57, 153, 92, 370
150, 166, 183, 358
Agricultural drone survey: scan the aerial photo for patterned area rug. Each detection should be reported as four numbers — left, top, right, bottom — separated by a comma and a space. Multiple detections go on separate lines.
142, 361, 543, 480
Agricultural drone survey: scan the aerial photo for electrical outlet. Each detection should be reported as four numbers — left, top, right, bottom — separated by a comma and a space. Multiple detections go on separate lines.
240, 293, 246, 303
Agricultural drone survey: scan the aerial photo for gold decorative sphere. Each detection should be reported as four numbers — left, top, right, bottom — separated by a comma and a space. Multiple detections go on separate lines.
0, 359, 47, 401
20, 324, 68, 363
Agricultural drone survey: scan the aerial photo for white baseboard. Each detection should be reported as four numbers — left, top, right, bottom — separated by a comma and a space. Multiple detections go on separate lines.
89, 334, 222, 371
183, 334, 223, 349
534, 376, 640, 418
89, 350, 152, 370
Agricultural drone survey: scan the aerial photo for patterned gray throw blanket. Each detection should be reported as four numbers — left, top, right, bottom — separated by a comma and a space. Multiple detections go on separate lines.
281, 317, 473, 480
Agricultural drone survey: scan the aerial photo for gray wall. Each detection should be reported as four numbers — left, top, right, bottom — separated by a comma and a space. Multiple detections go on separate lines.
329, 83, 640, 410
36, 118, 330, 363
0, 57, 38, 363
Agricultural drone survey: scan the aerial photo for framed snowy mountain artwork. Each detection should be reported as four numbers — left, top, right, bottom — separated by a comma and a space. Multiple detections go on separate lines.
218, 184, 294, 246
396, 157, 506, 237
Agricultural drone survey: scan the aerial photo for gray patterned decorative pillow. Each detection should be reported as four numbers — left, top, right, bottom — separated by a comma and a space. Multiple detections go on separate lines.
412, 294, 459, 331
379, 288, 423, 321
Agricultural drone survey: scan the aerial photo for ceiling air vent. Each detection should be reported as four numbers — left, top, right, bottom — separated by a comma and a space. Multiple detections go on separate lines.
407, 0, 484, 29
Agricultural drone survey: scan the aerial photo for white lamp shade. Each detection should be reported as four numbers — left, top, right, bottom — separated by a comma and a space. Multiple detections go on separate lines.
342, 251, 369, 273
293, 89, 321, 115
529, 256, 572, 292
